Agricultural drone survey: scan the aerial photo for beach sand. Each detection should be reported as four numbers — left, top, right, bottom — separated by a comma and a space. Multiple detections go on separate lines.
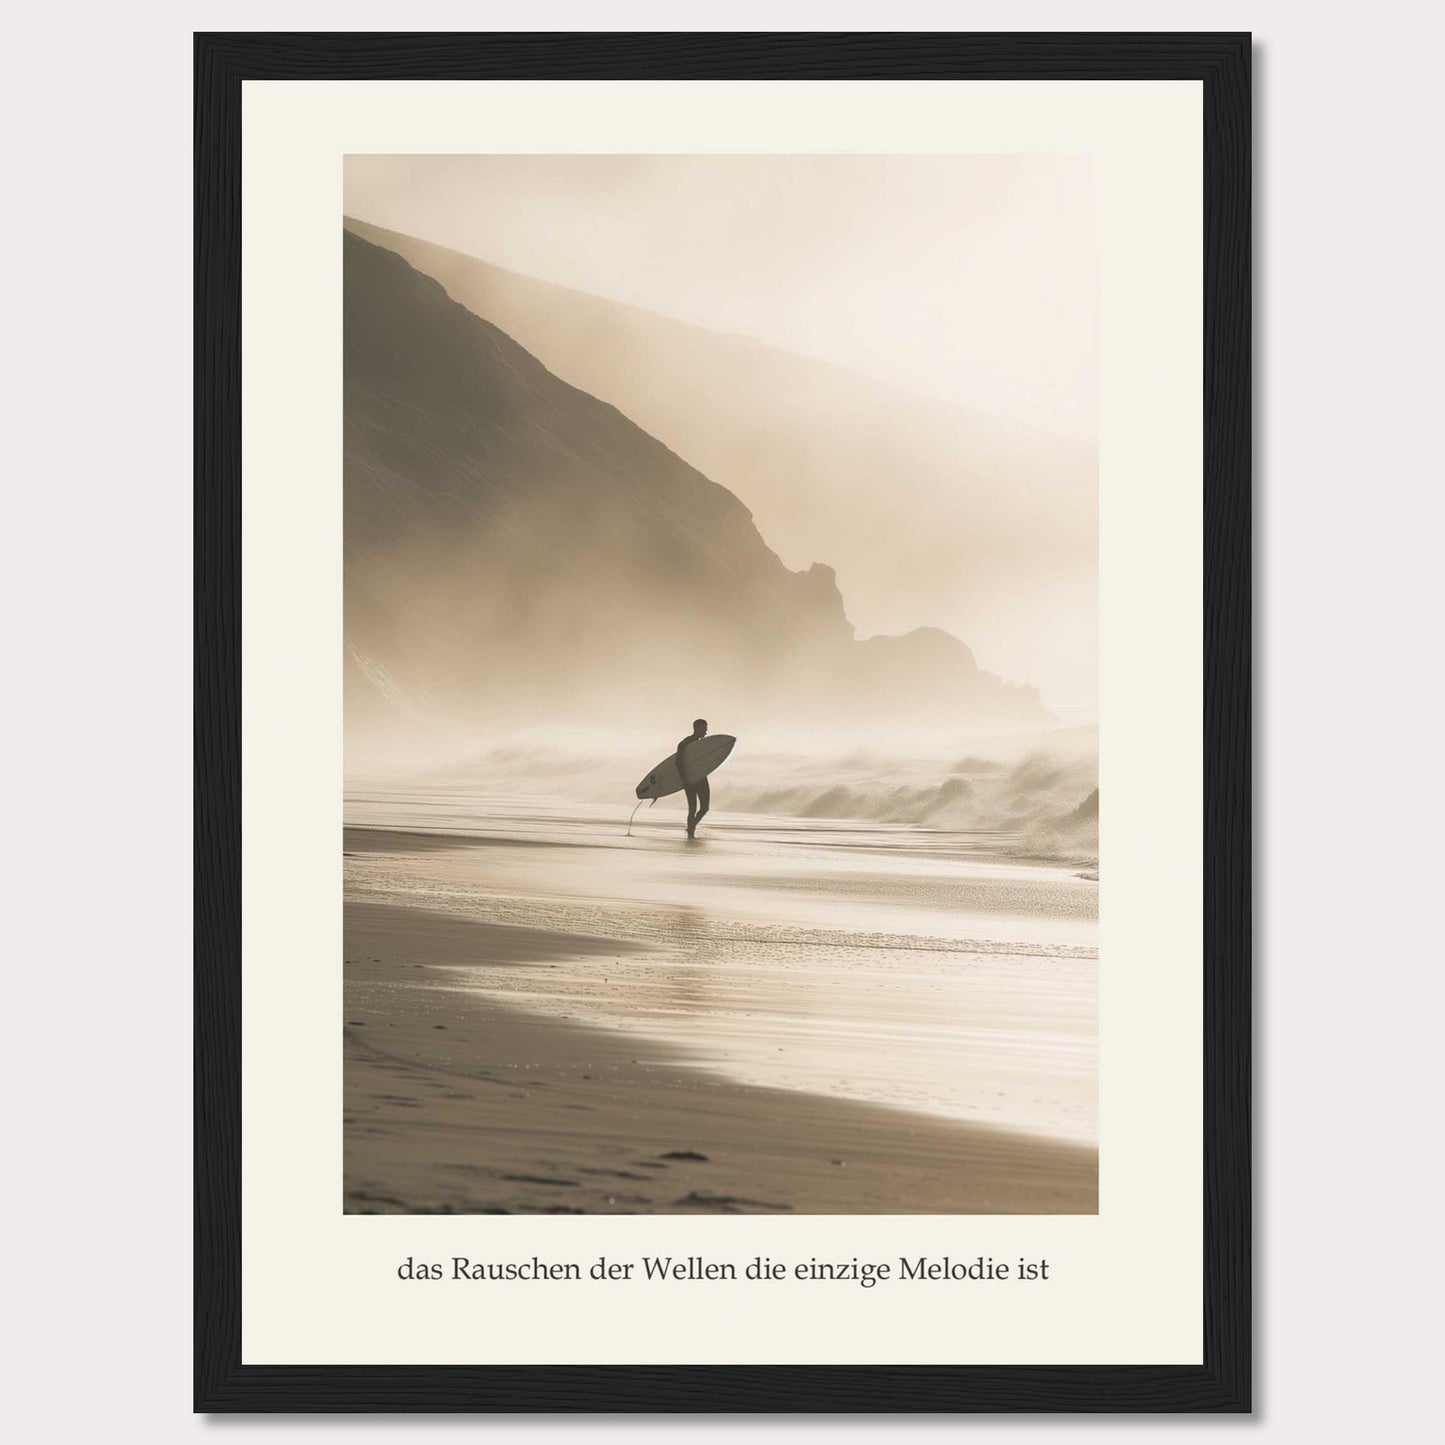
343, 795, 1098, 1215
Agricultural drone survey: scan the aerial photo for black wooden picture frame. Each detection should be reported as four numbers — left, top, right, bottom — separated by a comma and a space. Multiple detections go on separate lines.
195, 30, 1250, 1413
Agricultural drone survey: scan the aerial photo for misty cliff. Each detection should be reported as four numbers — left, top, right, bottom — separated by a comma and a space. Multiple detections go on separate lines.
344, 232, 1044, 738
344, 217, 1096, 713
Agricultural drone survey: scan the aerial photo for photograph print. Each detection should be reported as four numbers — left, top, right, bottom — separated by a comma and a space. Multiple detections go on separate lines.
342, 154, 1100, 1217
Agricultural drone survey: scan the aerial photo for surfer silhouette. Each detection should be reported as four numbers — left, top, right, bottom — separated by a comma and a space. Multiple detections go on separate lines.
628, 724, 733, 839
676, 719, 711, 839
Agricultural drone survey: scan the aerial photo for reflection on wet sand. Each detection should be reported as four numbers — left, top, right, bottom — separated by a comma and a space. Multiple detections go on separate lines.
343, 790, 1097, 1214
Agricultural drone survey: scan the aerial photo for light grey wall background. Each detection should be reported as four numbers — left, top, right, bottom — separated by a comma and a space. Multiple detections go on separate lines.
5, 1, 1439, 1440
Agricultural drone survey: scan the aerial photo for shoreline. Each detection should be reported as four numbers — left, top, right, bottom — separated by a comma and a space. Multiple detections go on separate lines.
345, 896, 1098, 1215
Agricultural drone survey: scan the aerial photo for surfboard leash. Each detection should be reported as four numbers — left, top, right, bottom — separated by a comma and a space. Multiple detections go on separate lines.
625, 797, 655, 837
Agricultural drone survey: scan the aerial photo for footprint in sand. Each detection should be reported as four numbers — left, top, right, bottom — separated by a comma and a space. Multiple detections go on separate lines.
674, 1191, 792, 1212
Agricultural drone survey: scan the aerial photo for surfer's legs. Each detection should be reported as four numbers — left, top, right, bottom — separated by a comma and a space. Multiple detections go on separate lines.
684, 780, 710, 837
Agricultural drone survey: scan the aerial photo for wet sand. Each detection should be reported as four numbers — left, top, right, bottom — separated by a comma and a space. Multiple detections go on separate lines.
344, 796, 1097, 1214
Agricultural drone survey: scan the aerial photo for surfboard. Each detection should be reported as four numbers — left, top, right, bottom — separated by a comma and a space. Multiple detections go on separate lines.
634, 735, 736, 800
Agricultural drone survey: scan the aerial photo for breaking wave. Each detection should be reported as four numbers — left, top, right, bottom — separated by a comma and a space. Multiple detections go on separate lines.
411, 734, 1099, 865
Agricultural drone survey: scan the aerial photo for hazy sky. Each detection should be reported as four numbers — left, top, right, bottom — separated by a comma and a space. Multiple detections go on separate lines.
344, 154, 1099, 444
